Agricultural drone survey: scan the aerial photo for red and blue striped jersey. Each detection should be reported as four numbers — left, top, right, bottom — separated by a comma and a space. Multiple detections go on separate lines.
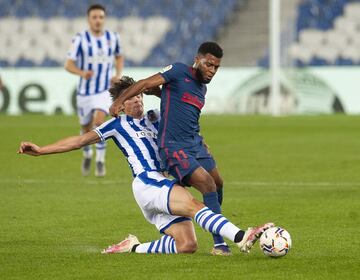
159, 62, 207, 148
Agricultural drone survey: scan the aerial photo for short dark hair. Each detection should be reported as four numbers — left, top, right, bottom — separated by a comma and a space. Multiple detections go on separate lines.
87, 4, 106, 15
109, 76, 136, 101
198, 42, 223, 58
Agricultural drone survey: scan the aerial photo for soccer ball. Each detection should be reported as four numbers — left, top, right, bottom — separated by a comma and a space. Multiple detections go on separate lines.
259, 227, 292, 257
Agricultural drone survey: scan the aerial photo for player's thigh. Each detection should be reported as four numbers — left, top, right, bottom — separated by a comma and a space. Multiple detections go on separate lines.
81, 122, 93, 133
164, 220, 198, 253
169, 185, 204, 217
92, 109, 107, 127
185, 166, 217, 194
76, 95, 94, 127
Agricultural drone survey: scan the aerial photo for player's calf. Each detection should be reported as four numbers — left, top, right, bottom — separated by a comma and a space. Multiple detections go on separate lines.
194, 206, 274, 254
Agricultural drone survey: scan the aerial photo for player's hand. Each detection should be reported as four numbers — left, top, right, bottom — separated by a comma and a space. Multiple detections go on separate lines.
109, 100, 124, 117
81, 70, 93, 80
110, 76, 121, 86
17, 142, 42, 156
144, 86, 161, 96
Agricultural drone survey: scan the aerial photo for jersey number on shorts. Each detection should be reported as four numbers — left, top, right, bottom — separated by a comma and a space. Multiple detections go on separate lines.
172, 149, 189, 169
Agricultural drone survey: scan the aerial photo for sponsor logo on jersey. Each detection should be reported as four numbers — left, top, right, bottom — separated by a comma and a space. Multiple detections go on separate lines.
160, 65, 173, 73
135, 130, 157, 139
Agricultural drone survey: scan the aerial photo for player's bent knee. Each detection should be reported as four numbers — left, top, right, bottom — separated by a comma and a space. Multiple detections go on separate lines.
177, 240, 198, 254
186, 198, 205, 216
201, 176, 217, 193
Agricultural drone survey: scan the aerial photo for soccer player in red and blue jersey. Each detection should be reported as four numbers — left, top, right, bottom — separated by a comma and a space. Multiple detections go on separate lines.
110, 42, 231, 255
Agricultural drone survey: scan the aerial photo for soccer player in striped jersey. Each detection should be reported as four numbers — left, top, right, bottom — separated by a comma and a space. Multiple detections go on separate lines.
110, 42, 233, 255
65, 4, 124, 177
18, 77, 273, 255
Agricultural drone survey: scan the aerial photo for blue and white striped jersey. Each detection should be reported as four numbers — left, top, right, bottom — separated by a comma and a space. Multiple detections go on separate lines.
93, 111, 162, 177
67, 30, 122, 96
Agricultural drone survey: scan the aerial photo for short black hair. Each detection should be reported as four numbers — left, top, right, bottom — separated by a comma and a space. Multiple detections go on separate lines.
198, 42, 223, 58
109, 76, 136, 101
87, 4, 106, 15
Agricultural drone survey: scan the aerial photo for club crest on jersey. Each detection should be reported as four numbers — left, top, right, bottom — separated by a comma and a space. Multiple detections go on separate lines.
160, 65, 173, 73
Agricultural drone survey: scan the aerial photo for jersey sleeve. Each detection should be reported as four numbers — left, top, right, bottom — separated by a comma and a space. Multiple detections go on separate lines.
159, 62, 185, 83
67, 34, 82, 61
93, 117, 118, 141
114, 32, 122, 56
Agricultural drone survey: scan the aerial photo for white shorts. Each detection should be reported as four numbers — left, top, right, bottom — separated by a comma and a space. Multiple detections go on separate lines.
132, 171, 191, 233
76, 91, 112, 125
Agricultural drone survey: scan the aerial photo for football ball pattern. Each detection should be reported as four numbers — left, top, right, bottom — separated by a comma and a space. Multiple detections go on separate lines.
259, 227, 292, 257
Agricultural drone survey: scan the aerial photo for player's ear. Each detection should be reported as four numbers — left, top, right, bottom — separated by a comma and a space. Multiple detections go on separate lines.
193, 56, 200, 68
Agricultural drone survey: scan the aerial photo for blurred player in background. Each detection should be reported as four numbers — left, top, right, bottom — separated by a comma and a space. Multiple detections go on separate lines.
65, 4, 124, 177
0, 67, 4, 90
0, 74, 3, 90
110, 42, 231, 255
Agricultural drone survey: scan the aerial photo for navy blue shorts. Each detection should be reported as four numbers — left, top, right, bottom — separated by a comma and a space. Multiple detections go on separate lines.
159, 140, 216, 186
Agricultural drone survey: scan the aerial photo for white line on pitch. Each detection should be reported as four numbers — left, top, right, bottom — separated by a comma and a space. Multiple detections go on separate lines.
228, 181, 360, 186
0, 178, 131, 185
1, 178, 360, 187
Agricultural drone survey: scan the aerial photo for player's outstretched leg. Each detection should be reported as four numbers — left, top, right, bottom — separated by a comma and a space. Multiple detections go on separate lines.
169, 185, 274, 254
194, 207, 274, 253
102, 220, 197, 254
93, 110, 107, 177
102, 234, 188, 254
207, 167, 227, 255
81, 131, 93, 176
95, 141, 106, 177
187, 167, 230, 255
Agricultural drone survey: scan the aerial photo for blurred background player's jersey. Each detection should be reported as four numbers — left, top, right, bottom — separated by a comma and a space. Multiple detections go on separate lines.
67, 30, 121, 96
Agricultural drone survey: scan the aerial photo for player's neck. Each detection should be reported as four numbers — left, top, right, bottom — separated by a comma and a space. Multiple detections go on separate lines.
132, 113, 144, 119
90, 29, 104, 37
126, 112, 144, 119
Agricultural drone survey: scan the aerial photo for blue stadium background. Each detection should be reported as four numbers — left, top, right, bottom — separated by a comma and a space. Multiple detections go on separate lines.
1, 0, 360, 67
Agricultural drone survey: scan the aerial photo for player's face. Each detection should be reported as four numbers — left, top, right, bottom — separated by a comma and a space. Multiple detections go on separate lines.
194, 53, 221, 84
124, 94, 144, 118
88, 9, 105, 34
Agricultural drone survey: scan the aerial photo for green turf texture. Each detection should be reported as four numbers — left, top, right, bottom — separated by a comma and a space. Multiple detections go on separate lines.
1, 114, 359, 279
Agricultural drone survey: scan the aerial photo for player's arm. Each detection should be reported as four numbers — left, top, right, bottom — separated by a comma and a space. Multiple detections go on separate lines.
110, 73, 166, 117
144, 85, 161, 98
111, 55, 124, 85
18, 131, 100, 156
64, 59, 93, 80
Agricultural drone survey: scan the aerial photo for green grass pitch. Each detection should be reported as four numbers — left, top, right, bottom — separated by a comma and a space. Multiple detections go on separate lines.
1, 114, 359, 279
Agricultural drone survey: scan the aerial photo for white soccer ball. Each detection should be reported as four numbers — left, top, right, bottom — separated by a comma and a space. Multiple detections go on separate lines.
259, 227, 292, 257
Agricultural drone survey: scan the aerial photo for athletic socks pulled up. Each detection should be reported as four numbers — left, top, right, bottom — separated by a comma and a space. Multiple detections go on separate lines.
134, 235, 177, 254
95, 141, 106, 162
82, 144, 93, 159
194, 206, 245, 243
